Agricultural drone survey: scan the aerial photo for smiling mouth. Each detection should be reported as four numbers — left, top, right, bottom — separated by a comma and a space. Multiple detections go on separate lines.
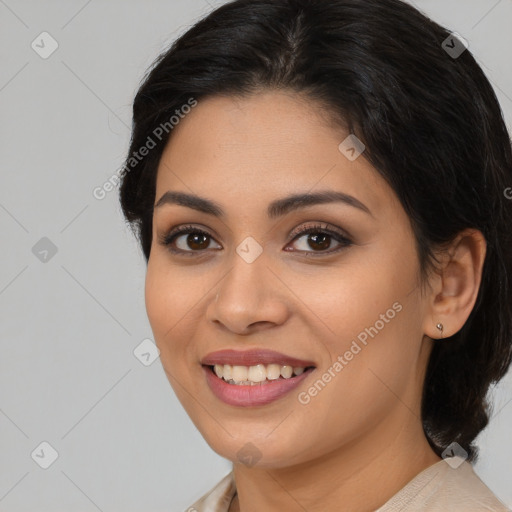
206, 363, 316, 385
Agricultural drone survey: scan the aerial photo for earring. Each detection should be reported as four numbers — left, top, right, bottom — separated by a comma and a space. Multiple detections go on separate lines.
436, 322, 444, 339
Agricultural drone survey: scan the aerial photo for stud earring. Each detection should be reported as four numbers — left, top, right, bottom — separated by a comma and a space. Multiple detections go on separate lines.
436, 322, 444, 339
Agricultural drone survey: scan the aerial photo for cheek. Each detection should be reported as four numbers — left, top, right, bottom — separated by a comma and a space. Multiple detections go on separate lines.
144, 257, 206, 367
144, 261, 167, 338
302, 250, 415, 355
296, 241, 421, 408
144, 259, 186, 357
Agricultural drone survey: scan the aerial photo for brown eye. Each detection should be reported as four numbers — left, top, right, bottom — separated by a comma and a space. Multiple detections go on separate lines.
287, 223, 353, 255
180, 232, 210, 251
303, 232, 331, 251
160, 225, 221, 255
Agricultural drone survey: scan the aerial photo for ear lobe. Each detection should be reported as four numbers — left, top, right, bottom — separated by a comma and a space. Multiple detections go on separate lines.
423, 229, 487, 340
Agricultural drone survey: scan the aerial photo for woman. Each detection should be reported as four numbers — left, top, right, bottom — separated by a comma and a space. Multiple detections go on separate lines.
118, 0, 512, 510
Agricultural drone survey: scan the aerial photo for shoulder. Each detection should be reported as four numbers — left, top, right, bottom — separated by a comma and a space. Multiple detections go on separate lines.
377, 459, 510, 512
186, 472, 236, 512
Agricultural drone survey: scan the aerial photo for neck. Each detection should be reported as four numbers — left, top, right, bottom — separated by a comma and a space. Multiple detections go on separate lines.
229, 410, 441, 512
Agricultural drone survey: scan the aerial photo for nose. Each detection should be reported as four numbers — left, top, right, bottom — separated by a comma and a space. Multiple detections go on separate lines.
206, 252, 290, 335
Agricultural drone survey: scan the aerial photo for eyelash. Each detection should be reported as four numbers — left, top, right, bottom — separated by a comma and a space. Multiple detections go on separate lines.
158, 222, 353, 258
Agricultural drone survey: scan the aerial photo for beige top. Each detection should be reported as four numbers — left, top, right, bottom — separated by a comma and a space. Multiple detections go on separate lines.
187, 458, 510, 511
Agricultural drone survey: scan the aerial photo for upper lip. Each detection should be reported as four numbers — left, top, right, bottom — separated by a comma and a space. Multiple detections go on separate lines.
201, 349, 316, 368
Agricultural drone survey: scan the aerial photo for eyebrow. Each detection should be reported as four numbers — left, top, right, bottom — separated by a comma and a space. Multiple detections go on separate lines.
154, 189, 373, 219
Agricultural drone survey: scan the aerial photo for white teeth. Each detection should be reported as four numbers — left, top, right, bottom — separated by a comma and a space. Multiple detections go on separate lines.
223, 364, 232, 380
266, 364, 281, 380
248, 364, 267, 383
214, 364, 223, 378
232, 365, 248, 382
280, 365, 293, 379
211, 363, 309, 384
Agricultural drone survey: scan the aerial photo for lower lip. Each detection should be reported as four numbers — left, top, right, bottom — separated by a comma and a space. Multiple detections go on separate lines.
203, 365, 315, 407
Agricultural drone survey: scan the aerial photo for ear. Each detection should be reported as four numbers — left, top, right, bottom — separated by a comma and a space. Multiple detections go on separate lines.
423, 228, 487, 340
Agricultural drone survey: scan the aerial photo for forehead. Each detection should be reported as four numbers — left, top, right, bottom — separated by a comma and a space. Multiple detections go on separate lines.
155, 91, 394, 217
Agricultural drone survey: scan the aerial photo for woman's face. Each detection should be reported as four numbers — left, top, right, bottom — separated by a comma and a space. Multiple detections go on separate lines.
146, 90, 434, 468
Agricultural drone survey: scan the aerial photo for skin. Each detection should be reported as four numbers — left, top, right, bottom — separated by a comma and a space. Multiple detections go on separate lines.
145, 90, 487, 512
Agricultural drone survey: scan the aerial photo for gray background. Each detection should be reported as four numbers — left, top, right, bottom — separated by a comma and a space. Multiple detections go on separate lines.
1, 1, 511, 510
